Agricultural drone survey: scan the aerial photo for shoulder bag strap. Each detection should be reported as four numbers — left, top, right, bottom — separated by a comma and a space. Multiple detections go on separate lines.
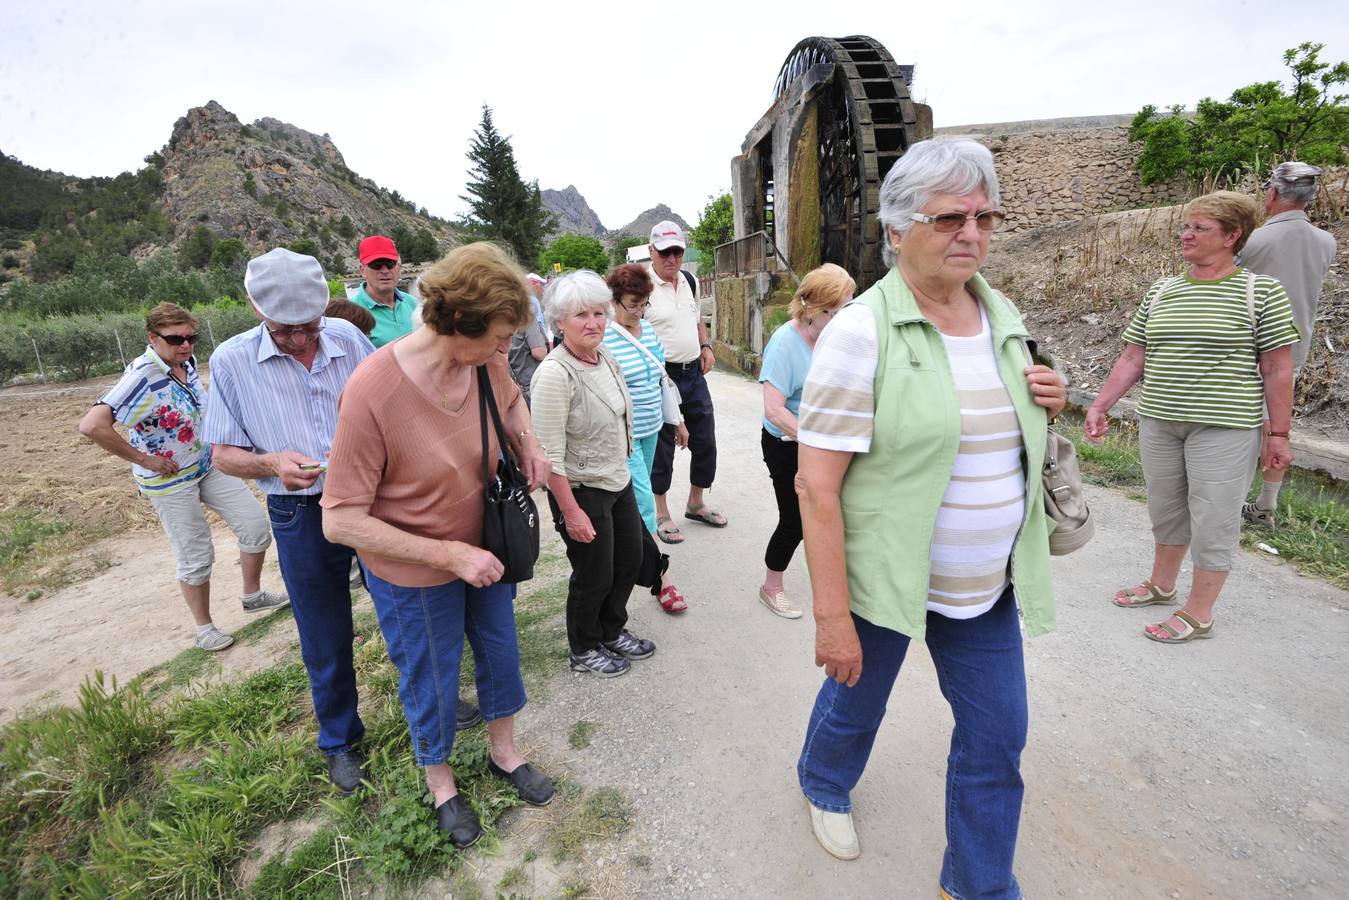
477, 365, 512, 483
612, 323, 665, 376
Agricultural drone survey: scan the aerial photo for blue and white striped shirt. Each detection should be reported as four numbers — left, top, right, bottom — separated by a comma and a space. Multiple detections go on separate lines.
603, 320, 666, 439
203, 318, 374, 495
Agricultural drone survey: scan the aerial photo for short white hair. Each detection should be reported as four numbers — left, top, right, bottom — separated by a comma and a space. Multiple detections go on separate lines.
877, 138, 1002, 267
1270, 161, 1322, 206
542, 270, 610, 330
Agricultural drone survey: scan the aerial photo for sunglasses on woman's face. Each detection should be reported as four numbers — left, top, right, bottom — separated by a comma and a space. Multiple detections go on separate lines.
154, 331, 200, 346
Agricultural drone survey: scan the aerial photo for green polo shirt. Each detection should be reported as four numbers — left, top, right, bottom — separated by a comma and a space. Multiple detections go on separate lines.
351, 284, 418, 348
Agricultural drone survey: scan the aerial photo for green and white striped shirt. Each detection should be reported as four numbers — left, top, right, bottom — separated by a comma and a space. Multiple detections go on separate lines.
1122, 269, 1299, 429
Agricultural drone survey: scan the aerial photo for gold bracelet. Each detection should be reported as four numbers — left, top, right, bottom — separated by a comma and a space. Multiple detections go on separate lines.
518, 428, 533, 439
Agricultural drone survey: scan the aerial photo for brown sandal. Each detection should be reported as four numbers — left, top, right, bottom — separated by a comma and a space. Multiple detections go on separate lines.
1112, 579, 1177, 608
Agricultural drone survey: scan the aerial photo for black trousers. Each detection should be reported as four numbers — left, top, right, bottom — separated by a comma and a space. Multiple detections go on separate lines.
652, 361, 717, 495
548, 482, 642, 654
760, 428, 803, 571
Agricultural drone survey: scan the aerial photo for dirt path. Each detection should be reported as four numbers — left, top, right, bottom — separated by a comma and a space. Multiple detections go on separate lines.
4, 371, 1347, 897
509, 370, 1349, 899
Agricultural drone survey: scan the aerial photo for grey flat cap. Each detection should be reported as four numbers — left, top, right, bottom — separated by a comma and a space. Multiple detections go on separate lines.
1272, 161, 1323, 182
245, 248, 329, 324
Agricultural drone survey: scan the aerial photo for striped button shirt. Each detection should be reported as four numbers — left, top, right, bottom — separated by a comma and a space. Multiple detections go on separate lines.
1122, 269, 1299, 429
203, 318, 374, 495
799, 303, 1024, 620
602, 320, 667, 439
99, 346, 211, 496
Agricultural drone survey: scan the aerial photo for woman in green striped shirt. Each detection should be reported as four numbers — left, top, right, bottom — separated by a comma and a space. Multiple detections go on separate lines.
1085, 191, 1299, 643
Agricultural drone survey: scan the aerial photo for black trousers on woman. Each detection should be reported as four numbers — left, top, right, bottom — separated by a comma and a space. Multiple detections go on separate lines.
761, 428, 803, 572
548, 482, 643, 655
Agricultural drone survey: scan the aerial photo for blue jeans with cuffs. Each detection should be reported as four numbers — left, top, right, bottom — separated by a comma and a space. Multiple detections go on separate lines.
364, 569, 526, 766
797, 588, 1027, 899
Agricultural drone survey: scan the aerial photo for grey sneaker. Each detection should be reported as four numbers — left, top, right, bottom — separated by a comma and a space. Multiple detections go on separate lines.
242, 590, 290, 613
569, 647, 630, 678
602, 629, 655, 660
194, 625, 235, 652
1242, 502, 1275, 527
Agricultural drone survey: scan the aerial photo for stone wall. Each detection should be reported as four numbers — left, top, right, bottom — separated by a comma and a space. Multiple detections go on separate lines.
986, 128, 1188, 231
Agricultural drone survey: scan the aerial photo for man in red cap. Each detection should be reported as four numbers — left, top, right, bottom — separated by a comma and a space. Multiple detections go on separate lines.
352, 235, 418, 348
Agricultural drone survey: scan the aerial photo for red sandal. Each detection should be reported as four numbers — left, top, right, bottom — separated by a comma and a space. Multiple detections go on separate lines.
658, 584, 688, 614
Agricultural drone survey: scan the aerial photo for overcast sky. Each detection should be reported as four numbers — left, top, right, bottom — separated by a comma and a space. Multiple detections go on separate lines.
3, 0, 1345, 230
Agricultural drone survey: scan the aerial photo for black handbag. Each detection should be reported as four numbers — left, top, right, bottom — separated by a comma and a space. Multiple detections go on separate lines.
477, 366, 540, 583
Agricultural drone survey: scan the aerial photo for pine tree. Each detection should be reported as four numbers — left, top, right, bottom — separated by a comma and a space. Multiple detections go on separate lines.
459, 105, 556, 265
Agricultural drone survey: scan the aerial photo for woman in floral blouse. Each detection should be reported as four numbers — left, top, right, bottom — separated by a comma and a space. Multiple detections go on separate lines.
78, 302, 289, 651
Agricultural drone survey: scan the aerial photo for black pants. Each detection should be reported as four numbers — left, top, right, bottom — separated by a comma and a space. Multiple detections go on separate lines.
761, 428, 803, 571
652, 361, 717, 495
548, 482, 642, 654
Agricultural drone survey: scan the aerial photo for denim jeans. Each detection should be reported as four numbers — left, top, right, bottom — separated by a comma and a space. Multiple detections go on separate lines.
364, 570, 527, 766
267, 494, 364, 756
797, 589, 1027, 899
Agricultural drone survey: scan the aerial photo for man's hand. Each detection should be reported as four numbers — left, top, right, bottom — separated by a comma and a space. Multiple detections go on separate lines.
1083, 407, 1109, 444
1262, 435, 1294, 471
815, 615, 863, 687
140, 453, 180, 475
674, 422, 689, 449
272, 451, 324, 491
699, 345, 715, 375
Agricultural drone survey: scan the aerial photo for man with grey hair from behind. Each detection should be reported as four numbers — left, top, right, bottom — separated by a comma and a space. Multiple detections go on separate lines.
1239, 162, 1337, 527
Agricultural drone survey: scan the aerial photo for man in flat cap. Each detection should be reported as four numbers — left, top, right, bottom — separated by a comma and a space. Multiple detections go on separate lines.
1240, 162, 1338, 526
351, 234, 418, 348
205, 248, 375, 793
643, 220, 727, 544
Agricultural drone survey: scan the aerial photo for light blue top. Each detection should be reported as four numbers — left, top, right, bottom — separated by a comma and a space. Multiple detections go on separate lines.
759, 322, 812, 438
602, 320, 667, 439
203, 317, 374, 495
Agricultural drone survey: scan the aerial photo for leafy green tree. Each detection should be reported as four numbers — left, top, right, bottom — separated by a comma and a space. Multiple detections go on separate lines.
539, 234, 609, 275
610, 235, 647, 268
179, 226, 217, 270
210, 238, 246, 270
1130, 42, 1349, 184
404, 228, 440, 265
690, 193, 734, 262
286, 238, 321, 259
459, 105, 556, 265
336, 215, 356, 239
389, 225, 415, 260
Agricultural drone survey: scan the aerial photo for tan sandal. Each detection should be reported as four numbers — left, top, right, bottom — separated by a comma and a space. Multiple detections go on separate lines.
1112, 579, 1177, 608
1144, 610, 1213, 643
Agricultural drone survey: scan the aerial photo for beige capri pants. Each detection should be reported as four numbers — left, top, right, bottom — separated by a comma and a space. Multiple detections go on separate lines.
145, 468, 272, 585
1138, 416, 1261, 572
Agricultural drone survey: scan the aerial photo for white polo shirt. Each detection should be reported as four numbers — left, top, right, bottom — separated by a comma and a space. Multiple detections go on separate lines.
644, 263, 701, 363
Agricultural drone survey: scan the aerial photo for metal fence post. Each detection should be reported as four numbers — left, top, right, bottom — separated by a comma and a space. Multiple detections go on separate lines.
206, 320, 217, 350
113, 329, 127, 367
31, 338, 47, 384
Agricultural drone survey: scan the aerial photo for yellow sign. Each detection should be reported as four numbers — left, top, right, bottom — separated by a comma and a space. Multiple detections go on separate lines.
552, 262, 562, 273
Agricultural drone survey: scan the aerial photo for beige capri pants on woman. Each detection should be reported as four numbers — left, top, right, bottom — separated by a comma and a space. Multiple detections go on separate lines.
146, 468, 273, 585
1138, 416, 1262, 571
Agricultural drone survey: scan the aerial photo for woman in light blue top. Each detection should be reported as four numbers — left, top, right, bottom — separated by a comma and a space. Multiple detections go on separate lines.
604, 264, 691, 614
757, 264, 855, 619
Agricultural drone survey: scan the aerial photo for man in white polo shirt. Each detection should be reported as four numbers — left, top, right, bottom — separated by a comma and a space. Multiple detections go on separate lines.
643, 220, 727, 543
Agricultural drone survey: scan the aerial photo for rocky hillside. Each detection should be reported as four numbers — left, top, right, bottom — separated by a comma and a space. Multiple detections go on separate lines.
608, 204, 691, 242
159, 101, 454, 272
541, 185, 605, 238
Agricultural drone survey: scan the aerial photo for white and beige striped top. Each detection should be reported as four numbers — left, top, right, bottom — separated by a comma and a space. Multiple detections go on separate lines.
799, 304, 1025, 620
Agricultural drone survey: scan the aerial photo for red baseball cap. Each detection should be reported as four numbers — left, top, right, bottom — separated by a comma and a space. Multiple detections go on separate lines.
358, 235, 400, 265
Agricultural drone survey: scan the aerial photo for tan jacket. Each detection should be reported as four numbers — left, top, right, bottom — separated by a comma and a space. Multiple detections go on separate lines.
529, 344, 634, 492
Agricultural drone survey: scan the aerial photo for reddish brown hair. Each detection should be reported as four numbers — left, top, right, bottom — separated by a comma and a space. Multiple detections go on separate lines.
606, 263, 654, 305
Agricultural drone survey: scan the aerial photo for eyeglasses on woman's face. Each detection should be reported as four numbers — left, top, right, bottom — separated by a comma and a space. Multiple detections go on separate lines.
619, 294, 650, 313
153, 331, 200, 346
909, 210, 1005, 233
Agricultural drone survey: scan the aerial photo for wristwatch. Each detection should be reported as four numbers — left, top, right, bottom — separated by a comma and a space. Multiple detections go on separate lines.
1266, 430, 1290, 438
700, 343, 713, 351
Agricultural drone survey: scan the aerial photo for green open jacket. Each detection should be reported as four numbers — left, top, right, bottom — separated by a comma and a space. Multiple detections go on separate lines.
839, 267, 1057, 639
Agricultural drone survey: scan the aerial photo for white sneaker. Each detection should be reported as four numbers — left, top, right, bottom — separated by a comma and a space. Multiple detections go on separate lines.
194, 625, 235, 652
808, 801, 860, 860
759, 588, 803, 619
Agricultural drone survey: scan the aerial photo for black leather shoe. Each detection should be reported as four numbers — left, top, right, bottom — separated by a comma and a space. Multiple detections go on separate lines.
434, 794, 482, 848
457, 698, 482, 729
488, 758, 556, 807
326, 749, 367, 795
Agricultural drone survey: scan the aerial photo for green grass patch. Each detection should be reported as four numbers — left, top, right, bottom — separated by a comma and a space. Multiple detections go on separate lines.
568, 719, 600, 749
1, 559, 597, 896
0, 509, 72, 571
548, 786, 631, 862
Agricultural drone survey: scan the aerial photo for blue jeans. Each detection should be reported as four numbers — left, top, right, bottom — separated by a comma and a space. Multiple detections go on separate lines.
267, 494, 364, 756
364, 570, 527, 766
627, 431, 660, 533
797, 589, 1027, 899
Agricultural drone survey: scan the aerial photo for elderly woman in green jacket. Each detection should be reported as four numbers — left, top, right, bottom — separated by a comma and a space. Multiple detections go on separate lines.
794, 139, 1066, 897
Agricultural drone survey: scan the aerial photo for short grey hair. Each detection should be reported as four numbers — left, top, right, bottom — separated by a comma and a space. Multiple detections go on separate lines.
1270, 161, 1322, 206
542, 269, 610, 331
877, 138, 1002, 267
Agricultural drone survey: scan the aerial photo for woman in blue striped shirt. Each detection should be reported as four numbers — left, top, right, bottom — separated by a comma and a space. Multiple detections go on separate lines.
604, 264, 690, 614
